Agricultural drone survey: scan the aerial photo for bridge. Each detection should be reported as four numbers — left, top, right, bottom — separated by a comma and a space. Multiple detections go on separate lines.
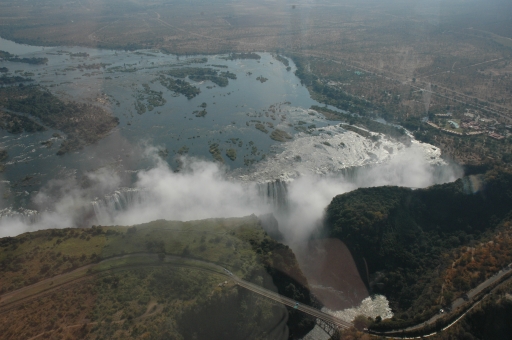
224, 268, 352, 332
316, 318, 341, 338
0, 253, 354, 335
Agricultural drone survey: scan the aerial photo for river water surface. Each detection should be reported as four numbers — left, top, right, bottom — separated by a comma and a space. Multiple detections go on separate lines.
0, 37, 339, 207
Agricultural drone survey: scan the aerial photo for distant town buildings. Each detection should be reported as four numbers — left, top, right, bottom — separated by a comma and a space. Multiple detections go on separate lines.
435, 113, 452, 117
489, 132, 505, 140
461, 122, 481, 130
427, 121, 463, 135
448, 120, 460, 129
479, 117, 494, 123
425, 108, 507, 140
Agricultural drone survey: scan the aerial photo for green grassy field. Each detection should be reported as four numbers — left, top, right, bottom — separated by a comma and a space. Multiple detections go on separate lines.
0, 215, 312, 339
0, 216, 269, 293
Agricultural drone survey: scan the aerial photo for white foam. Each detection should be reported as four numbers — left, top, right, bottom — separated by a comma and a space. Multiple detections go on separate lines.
234, 124, 445, 183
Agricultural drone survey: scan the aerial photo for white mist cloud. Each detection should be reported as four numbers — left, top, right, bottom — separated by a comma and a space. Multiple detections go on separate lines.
0, 167, 122, 237
354, 146, 461, 188
109, 157, 265, 226
0, 145, 461, 240
279, 146, 462, 243
279, 175, 355, 242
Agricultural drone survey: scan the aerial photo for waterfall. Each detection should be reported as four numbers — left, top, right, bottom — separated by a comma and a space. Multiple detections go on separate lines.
256, 179, 289, 211
337, 166, 359, 181
0, 207, 40, 225
91, 188, 149, 225
0, 189, 150, 228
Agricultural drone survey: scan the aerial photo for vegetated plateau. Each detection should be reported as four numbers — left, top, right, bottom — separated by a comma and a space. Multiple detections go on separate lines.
0, 216, 317, 339
1, 0, 512, 338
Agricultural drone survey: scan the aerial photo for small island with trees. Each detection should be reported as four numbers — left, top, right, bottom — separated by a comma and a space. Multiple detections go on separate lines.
0, 85, 119, 155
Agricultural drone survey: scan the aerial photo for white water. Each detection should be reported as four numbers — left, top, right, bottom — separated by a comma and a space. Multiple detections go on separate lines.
235, 123, 446, 184
0, 37, 462, 238
324, 295, 394, 323
302, 295, 393, 340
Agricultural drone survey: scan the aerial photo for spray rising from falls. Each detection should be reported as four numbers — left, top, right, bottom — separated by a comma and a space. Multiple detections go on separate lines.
0, 208, 40, 225
91, 180, 289, 226
91, 188, 150, 225
85, 159, 272, 227
256, 180, 289, 211
0, 140, 462, 240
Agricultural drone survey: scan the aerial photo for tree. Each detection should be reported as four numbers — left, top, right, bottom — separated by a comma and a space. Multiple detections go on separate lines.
353, 315, 373, 331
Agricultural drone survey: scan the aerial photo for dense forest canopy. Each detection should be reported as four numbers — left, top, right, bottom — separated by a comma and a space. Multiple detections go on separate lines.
324, 169, 512, 320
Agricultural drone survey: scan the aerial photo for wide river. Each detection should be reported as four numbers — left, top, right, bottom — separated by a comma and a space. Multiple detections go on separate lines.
0, 38, 444, 328
0, 37, 340, 208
